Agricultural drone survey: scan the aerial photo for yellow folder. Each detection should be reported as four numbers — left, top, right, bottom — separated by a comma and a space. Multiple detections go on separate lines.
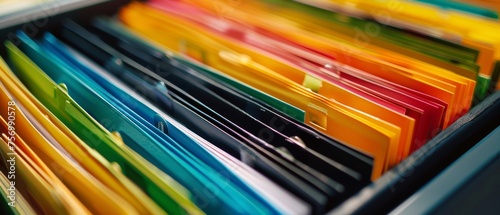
0, 169, 37, 215
3, 42, 203, 215
147, 1, 418, 161
178, 0, 473, 127
0, 57, 166, 215
293, 0, 500, 78
120, 2, 403, 179
272, 0, 499, 99
0, 64, 139, 214
0, 119, 90, 214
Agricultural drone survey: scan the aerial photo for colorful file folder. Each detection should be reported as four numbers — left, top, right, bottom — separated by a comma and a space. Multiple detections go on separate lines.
0, 0, 498, 214
4, 40, 203, 215
120, 2, 405, 179
0, 55, 167, 215
41, 32, 312, 214
0, 71, 131, 214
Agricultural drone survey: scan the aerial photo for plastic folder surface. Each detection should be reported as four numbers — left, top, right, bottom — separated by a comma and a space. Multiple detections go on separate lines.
50, 30, 366, 194
1, 0, 498, 213
91, 18, 307, 122
42, 34, 312, 215
283, 0, 499, 76
33, 34, 280, 215
0, 106, 89, 215
282, 0, 500, 100
149, 1, 469, 156
54, 19, 383, 213
178, 0, 476, 106
189, 0, 484, 128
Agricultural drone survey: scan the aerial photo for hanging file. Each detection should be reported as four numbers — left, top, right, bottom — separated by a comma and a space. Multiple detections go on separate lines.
4, 39, 203, 215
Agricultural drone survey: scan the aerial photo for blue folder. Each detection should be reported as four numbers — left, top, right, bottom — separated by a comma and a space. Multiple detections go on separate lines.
15, 31, 275, 215
56, 20, 336, 214
40, 31, 288, 214
89, 18, 373, 181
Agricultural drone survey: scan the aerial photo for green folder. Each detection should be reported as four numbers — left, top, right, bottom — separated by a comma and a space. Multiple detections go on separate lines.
270, 0, 479, 69
264, 0, 491, 101
4, 40, 204, 215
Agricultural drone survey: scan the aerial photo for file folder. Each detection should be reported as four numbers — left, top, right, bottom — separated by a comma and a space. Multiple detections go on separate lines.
0, 56, 167, 214
0, 106, 88, 214
275, 0, 500, 101
0, 135, 88, 215
1, 0, 498, 213
53, 18, 388, 213
15, 31, 275, 215
80, 22, 372, 189
86, 17, 374, 177
129, 0, 470, 131
0, 82, 123, 214
41, 32, 301, 215
52, 34, 313, 215
45, 30, 368, 205
119, 2, 403, 179
87, 19, 374, 177
57, 24, 343, 214
279, 0, 498, 75
203, 136, 312, 215
95, 20, 374, 174
4, 40, 203, 215
159, 0, 479, 74
147, 1, 467, 156
90, 18, 307, 123
174, 0, 474, 124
